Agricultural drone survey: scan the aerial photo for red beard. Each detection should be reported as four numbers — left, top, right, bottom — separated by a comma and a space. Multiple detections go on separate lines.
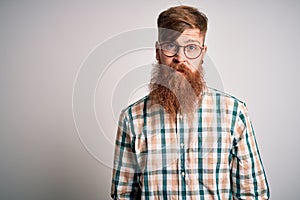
149, 62, 206, 123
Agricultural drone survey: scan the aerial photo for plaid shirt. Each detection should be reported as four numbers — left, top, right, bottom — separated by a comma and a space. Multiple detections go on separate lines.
111, 88, 269, 200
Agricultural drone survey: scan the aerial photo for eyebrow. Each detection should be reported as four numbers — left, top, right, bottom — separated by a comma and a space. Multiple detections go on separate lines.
184, 39, 202, 45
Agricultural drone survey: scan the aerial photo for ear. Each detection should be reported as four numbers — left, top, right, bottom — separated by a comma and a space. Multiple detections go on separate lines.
200, 45, 208, 62
202, 45, 208, 54
155, 41, 160, 62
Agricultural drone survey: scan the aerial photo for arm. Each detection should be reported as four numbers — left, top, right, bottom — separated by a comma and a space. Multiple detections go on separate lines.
111, 110, 141, 200
231, 104, 270, 200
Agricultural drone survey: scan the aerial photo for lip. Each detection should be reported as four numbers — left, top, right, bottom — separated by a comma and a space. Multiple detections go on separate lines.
176, 69, 186, 74
176, 70, 188, 79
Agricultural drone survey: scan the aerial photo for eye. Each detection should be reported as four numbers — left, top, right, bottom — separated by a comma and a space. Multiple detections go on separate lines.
162, 43, 177, 50
186, 44, 198, 51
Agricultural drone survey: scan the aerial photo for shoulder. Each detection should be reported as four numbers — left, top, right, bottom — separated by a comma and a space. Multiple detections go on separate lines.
203, 87, 248, 113
204, 87, 253, 129
205, 87, 246, 104
119, 95, 150, 119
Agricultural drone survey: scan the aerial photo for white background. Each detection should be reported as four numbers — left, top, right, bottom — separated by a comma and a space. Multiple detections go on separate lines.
1, 0, 299, 199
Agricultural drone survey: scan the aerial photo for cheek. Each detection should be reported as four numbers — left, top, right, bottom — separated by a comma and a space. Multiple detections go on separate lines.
189, 60, 202, 72
159, 54, 172, 65
192, 60, 202, 67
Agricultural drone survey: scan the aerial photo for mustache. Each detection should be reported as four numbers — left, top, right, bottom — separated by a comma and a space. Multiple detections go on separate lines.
168, 62, 200, 80
170, 62, 191, 73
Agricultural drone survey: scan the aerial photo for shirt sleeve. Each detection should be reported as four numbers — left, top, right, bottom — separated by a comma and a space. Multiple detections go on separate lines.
111, 110, 141, 200
230, 103, 270, 200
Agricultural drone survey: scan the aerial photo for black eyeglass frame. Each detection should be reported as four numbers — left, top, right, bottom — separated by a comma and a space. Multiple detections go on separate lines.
159, 42, 204, 59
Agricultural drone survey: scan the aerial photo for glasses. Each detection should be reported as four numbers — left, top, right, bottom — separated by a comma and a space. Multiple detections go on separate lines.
159, 42, 204, 59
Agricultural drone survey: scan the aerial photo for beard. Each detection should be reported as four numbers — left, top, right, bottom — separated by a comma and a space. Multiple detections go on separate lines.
149, 62, 206, 124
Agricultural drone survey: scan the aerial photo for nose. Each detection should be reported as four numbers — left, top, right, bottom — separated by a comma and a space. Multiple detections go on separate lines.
172, 47, 186, 63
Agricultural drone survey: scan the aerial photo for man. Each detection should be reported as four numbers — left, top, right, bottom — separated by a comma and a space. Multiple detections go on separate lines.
111, 5, 269, 199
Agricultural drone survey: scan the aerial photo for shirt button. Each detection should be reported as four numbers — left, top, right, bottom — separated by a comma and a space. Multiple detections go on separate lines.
181, 172, 185, 177
180, 143, 184, 148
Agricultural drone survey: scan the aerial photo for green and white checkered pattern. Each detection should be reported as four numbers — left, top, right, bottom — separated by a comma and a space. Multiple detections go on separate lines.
111, 88, 269, 200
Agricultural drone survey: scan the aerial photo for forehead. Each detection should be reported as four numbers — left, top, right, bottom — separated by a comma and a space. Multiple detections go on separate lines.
176, 28, 204, 45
